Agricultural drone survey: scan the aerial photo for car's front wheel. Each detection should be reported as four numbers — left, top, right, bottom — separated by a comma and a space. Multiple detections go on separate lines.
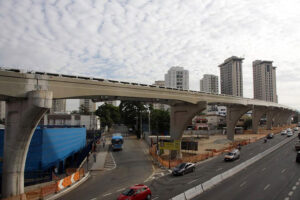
146, 194, 151, 200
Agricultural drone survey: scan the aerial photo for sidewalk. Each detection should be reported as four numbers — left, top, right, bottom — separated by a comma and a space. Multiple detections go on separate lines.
82, 137, 111, 172
45, 137, 111, 200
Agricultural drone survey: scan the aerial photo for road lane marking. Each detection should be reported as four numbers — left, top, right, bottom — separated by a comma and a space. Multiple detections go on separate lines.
90, 198, 97, 200
262, 168, 266, 171
152, 197, 159, 200
188, 179, 200, 184
249, 152, 253, 156
284, 197, 289, 200
296, 182, 299, 186
240, 181, 246, 187
264, 184, 270, 190
281, 169, 286, 173
103, 193, 112, 197
216, 167, 222, 171
292, 186, 297, 190
288, 191, 293, 196
117, 188, 125, 192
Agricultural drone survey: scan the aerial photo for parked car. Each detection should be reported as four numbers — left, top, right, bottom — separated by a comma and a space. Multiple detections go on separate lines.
287, 131, 293, 137
224, 149, 240, 161
281, 130, 287, 135
287, 128, 292, 132
294, 127, 299, 132
117, 184, 151, 200
267, 133, 274, 139
295, 141, 300, 151
296, 151, 300, 163
172, 162, 196, 176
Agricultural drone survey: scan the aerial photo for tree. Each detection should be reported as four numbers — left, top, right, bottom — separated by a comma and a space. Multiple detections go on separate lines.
119, 101, 147, 137
95, 103, 121, 129
150, 109, 170, 134
79, 104, 90, 115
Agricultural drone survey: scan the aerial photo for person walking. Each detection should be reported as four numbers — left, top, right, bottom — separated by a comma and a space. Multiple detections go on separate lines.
101, 136, 106, 148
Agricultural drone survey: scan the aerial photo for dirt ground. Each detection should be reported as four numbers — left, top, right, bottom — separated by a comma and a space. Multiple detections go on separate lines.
181, 125, 296, 155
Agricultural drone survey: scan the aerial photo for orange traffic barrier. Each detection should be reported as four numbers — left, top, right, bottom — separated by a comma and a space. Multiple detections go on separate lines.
56, 171, 80, 192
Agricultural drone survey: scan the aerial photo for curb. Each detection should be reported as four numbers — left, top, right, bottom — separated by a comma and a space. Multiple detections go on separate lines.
171, 134, 298, 200
45, 172, 90, 200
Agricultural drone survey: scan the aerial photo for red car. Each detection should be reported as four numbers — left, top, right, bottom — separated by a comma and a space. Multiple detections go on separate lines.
117, 184, 151, 200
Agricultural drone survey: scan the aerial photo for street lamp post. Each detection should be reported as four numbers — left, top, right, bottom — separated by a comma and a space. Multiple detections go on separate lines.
148, 107, 151, 135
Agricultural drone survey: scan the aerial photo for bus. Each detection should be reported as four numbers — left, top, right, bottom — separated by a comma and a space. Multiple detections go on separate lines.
111, 133, 124, 151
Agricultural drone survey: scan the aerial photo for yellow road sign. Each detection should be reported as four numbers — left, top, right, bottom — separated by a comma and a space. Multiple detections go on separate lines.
159, 140, 180, 150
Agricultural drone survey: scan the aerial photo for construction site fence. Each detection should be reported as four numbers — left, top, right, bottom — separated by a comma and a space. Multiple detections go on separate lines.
149, 125, 297, 168
2, 168, 85, 200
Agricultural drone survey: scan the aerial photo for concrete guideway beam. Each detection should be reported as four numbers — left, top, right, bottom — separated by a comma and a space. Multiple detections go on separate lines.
170, 101, 207, 140
226, 105, 251, 141
2, 90, 52, 198
252, 107, 268, 134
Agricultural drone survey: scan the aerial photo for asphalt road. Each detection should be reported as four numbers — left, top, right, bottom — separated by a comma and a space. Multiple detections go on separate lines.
58, 136, 153, 200
193, 132, 300, 200
147, 132, 300, 199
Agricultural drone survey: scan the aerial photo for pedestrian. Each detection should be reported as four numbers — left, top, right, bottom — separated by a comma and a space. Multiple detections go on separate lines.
93, 152, 96, 162
102, 138, 106, 148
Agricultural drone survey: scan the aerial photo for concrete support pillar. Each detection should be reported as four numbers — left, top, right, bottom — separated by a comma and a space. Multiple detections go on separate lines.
286, 113, 294, 125
2, 90, 52, 198
169, 102, 207, 159
273, 112, 282, 127
170, 101, 207, 140
280, 112, 293, 126
226, 105, 250, 141
266, 110, 278, 130
252, 107, 267, 134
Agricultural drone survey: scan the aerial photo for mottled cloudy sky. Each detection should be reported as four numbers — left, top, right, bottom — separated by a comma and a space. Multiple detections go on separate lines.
0, 0, 300, 111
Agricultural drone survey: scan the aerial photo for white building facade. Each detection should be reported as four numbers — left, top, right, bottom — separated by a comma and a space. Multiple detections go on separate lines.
200, 74, 219, 94
0, 101, 5, 120
165, 66, 189, 90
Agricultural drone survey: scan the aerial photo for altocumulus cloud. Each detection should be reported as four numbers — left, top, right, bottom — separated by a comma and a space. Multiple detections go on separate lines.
0, 0, 300, 110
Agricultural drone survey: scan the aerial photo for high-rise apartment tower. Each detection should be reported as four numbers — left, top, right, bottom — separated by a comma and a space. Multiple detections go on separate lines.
219, 56, 244, 97
200, 74, 219, 94
253, 60, 278, 103
165, 66, 189, 90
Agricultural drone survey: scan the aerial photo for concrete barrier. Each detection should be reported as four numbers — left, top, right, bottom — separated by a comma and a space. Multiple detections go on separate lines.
172, 193, 186, 200
201, 175, 223, 191
184, 185, 203, 200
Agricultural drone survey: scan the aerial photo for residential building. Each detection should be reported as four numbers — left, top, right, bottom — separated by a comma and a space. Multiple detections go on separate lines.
165, 66, 189, 90
253, 60, 278, 103
152, 81, 169, 110
0, 101, 5, 120
50, 99, 66, 114
200, 74, 219, 94
79, 99, 96, 113
219, 56, 244, 97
